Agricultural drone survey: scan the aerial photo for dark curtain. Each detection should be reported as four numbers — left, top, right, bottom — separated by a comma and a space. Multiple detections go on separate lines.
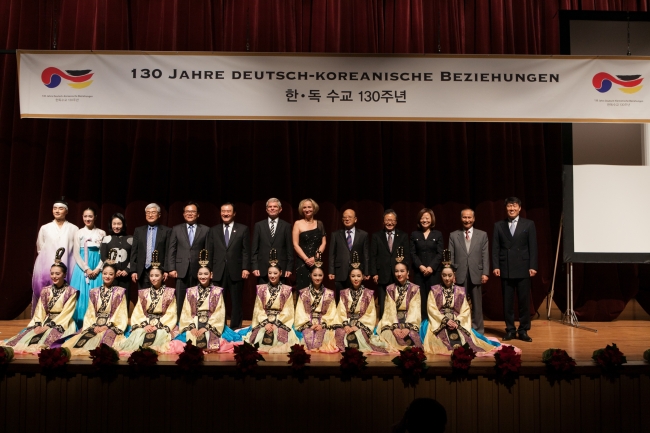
1, 0, 648, 321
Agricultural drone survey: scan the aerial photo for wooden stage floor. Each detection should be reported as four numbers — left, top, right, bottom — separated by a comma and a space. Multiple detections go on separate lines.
2, 318, 649, 368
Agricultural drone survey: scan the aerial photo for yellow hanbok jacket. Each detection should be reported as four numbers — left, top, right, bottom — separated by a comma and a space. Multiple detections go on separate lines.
246, 284, 299, 353
178, 285, 226, 350
294, 286, 340, 352
378, 282, 422, 351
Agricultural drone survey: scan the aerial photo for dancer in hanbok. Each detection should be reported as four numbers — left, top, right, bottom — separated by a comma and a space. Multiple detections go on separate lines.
294, 252, 339, 352
32, 198, 78, 315
245, 250, 299, 353
63, 252, 128, 355
174, 250, 227, 351
70, 208, 106, 328
3, 249, 78, 353
378, 248, 422, 352
334, 254, 387, 353
423, 250, 499, 356
118, 251, 177, 352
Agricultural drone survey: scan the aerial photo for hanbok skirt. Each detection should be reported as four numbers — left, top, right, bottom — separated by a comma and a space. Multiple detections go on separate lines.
117, 328, 172, 353
62, 328, 126, 356
31, 247, 74, 316
2, 322, 77, 354
244, 326, 300, 353
70, 247, 102, 327
334, 328, 388, 353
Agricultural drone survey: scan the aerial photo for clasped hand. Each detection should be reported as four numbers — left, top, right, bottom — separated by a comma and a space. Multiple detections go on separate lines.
264, 323, 277, 333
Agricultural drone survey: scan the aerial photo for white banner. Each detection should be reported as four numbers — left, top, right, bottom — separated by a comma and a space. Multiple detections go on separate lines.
17, 50, 650, 122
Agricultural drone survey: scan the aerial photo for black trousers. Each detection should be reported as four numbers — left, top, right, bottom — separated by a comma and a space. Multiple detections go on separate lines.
334, 278, 350, 303
175, 272, 197, 318
460, 271, 484, 334
377, 284, 387, 319
137, 271, 152, 290
501, 277, 531, 333
216, 272, 243, 329
412, 270, 441, 322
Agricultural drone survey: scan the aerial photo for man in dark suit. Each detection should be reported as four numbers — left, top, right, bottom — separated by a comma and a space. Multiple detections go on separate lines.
206, 202, 250, 329
449, 208, 490, 334
167, 201, 209, 317
370, 209, 411, 319
251, 198, 293, 284
328, 209, 369, 294
130, 203, 171, 289
492, 197, 538, 342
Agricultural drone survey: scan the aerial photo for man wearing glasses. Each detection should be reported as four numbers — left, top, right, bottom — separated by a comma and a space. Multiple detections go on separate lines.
168, 201, 209, 317
131, 203, 171, 289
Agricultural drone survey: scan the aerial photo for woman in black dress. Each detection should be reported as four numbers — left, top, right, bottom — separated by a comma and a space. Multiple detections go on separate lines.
292, 198, 326, 291
410, 208, 443, 320
100, 213, 133, 289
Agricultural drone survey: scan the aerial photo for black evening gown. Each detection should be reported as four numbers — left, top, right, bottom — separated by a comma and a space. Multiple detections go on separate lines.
294, 221, 325, 290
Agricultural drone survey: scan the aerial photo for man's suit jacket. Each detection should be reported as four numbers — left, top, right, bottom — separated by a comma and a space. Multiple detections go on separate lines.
167, 223, 209, 279
370, 229, 411, 285
130, 224, 171, 278
251, 218, 294, 275
449, 228, 489, 286
206, 222, 250, 282
492, 217, 538, 279
328, 228, 369, 281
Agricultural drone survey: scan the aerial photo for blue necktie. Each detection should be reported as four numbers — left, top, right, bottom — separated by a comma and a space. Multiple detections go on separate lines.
188, 225, 195, 246
145, 226, 153, 268
346, 230, 353, 250
225, 225, 230, 247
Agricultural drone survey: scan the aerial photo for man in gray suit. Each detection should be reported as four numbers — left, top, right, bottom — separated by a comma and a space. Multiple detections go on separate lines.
449, 208, 489, 334
251, 198, 294, 283
328, 209, 369, 295
168, 201, 209, 317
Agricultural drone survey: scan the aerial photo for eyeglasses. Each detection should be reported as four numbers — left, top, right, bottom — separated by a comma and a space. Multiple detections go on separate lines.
184, 211, 198, 214
145, 211, 159, 215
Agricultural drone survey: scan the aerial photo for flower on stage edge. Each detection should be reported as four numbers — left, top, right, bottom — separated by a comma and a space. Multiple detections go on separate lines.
450, 344, 475, 373
340, 347, 368, 375
392, 346, 428, 376
592, 343, 627, 372
38, 347, 71, 372
234, 341, 265, 373
176, 340, 205, 371
0, 347, 14, 365
541, 348, 576, 374
88, 343, 120, 370
287, 344, 310, 371
127, 346, 159, 370
494, 345, 521, 377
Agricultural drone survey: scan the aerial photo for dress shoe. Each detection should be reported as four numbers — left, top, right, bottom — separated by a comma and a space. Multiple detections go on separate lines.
502, 332, 516, 341
517, 332, 533, 342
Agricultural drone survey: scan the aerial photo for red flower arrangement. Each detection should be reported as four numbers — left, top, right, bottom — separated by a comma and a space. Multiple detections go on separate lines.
127, 346, 159, 371
176, 340, 205, 371
451, 344, 476, 373
542, 348, 576, 374
234, 342, 265, 373
340, 347, 368, 376
592, 343, 627, 373
0, 347, 14, 365
287, 344, 310, 371
88, 343, 120, 370
494, 345, 521, 378
38, 347, 71, 373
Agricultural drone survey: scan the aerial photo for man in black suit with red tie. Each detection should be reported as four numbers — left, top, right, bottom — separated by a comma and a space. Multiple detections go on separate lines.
207, 203, 250, 329
130, 203, 171, 289
370, 209, 410, 319
251, 198, 294, 284
167, 201, 209, 317
328, 209, 369, 295
492, 197, 538, 342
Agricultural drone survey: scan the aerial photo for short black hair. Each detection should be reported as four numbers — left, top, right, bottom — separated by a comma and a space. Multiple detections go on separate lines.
184, 201, 201, 212
108, 212, 127, 235
221, 202, 236, 213
50, 262, 68, 275
504, 197, 522, 206
102, 263, 118, 274
383, 209, 398, 219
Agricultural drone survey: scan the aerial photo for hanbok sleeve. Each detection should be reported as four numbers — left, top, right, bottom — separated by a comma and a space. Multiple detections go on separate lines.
405, 290, 422, 331
250, 294, 265, 328
455, 291, 472, 332
48, 290, 78, 330
277, 293, 294, 329
379, 290, 398, 333
335, 298, 348, 327
321, 294, 340, 329
92, 230, 106, 272
73, 231, 87, 271
36, 226, 46, 253
109, 294, 128, 333
294, 292, 311, 331
159, 297, 177, 332
28, 295, 48, 327
178, 294, 195, 333
428, 288, 446, 334
359, 296, 377, 333
80, 294, 97, 330
208, 292, 226, 336
130, 296, 147, 330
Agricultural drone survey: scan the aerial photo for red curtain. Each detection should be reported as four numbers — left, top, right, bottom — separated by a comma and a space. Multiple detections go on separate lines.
0, 0, 648, 321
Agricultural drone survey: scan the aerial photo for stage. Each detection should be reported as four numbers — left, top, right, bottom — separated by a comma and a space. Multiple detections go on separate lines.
1, 319, 649, 433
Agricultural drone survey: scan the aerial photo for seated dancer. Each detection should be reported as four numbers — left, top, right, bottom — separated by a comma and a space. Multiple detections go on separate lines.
378, 247, 422, 351
294, 251, 340, 352
62, 250, 128, 355
423, 250, 499, 355
333, 253, 387, 353
3, 249, 78, 353
244, 249, 299, 353
174, 250, 227, 351
118, 251, 177, 352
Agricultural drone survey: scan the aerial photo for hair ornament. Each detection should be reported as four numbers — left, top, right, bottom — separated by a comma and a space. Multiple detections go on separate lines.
198, 249, 210, 267
269, 248, 279, 267
54, 248, 65, 265
314, 250, 323, 268
106, 248, 118, 265
442, 249, 452, 268
151, 250, 161, 269
395, 246, 405, 263
351, 251, 361, 269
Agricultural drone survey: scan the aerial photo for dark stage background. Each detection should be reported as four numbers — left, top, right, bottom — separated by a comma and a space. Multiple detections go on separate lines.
1, 0, 649, 321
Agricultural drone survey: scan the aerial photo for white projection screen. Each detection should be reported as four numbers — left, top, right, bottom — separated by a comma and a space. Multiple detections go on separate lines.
561, 11, 650, 263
